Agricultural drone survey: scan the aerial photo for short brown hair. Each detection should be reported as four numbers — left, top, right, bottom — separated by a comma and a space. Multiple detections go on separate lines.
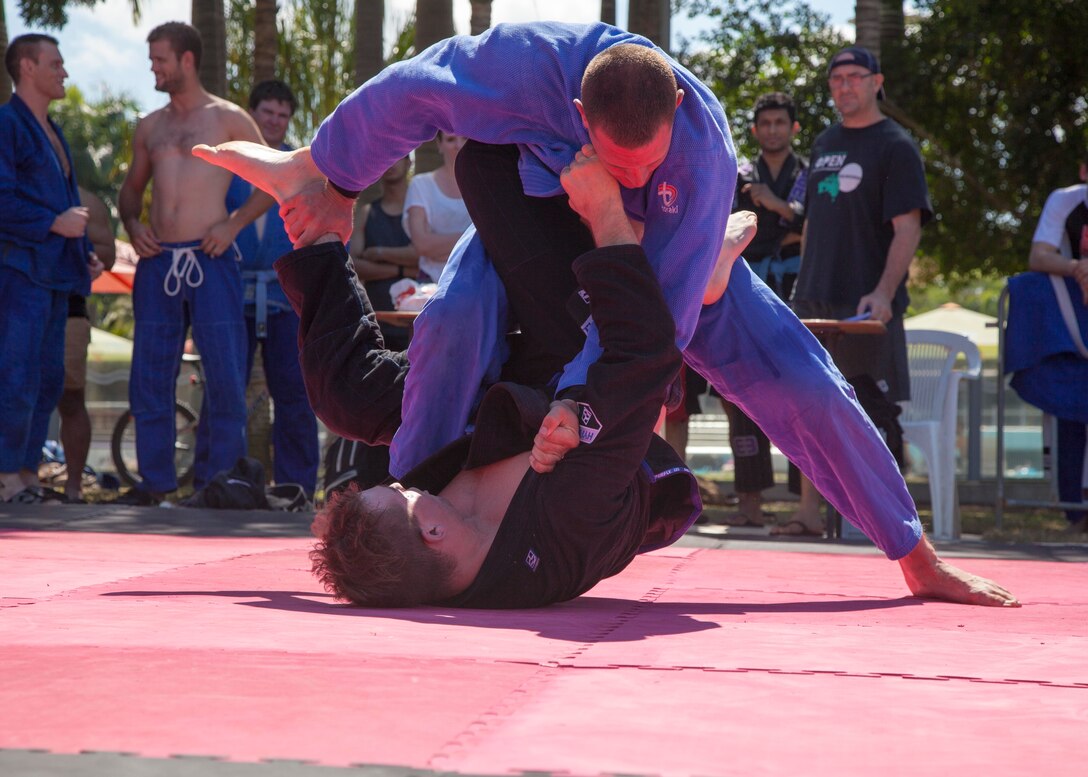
310, 483, 458, 607
5, 33, 59, 85
249, 79, 297, 114
147, 21, 202, 70
580, 44, 678, 148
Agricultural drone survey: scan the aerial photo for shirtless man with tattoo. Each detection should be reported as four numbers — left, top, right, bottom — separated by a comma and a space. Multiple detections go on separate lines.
116, 21, 273, 504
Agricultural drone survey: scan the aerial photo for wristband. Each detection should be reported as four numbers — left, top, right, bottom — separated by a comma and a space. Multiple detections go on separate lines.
328, 179, 361, 200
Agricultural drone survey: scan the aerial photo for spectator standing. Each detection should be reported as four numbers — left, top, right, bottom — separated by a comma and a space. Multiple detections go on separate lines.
724, 92, 807, 527
224, 79, 319, 496
788, 46, 932, 536
0, 34, 94, 504
349, 156, 419, 353
117, 22, 272, 504
1023, 159, 1088, 530
403, 131, 472, 283
57, 187, 115, 502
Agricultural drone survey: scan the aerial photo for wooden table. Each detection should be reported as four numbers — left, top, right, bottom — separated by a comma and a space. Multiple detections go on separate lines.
801, 318, 887, 338
800, 317, 887, 539
374, 311, 421, 328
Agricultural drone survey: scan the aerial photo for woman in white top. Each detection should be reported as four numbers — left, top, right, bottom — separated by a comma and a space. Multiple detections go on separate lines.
403, 131, 473, 283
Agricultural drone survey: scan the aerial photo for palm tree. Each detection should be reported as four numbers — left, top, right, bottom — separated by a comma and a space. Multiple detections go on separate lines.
413, 0, 453, 172
415, 0, 453, 49
1, 0, 10, 103
356, 0, 385, 85
600, 0, 615, 27
192, 0, 228, 96
854, 0, 881, 54
628, 0, 670, 53
468, 0, 491, 36
253, 0, 279, 84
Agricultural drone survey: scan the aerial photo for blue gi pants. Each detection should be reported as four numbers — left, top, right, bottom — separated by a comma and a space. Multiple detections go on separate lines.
244, 309, 319, 494
130, 242, 248, 492
0, 267, 68, 472
1056, 417, 1087, 523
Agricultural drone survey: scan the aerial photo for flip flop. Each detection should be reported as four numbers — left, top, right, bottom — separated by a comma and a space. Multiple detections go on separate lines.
721, 511, 775, 528
769, 519, 824, 537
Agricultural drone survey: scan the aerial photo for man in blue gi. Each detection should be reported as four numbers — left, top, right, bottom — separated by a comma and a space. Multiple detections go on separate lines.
202, 144, 1019, 608
0, 34, 100, 504
117, 22, 273, 504
196, 22, 959, 591
223, 79, 319, 496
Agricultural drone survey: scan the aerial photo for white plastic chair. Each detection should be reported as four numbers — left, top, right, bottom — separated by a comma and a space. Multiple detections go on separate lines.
900, 329, 982, 539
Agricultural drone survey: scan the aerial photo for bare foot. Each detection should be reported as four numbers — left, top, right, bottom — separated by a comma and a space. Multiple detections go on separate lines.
899, 536, 1021, 607
191, 142, 321, 204
703, 210, 757, 304
191, 142, 354, 246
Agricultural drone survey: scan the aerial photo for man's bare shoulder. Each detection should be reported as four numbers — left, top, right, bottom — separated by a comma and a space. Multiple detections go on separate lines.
205, 95, 263, 139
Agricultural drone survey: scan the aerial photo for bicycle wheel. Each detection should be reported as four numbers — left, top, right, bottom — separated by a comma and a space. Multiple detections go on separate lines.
110, 402, 199, 489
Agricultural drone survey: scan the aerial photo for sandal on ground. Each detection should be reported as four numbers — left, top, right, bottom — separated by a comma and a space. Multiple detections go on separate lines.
769, 519, 824, 537
4, 486, 68, 505
721, 511, 775, 528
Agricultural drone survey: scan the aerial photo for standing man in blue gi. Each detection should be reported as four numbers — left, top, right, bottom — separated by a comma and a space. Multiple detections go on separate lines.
196, 22, 938, 581
224, 79, 319, 496
117, 22, 273, 504
0, 34, 99, 504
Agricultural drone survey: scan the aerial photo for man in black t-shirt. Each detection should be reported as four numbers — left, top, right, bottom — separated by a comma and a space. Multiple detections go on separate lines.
195, 129, 1020, 610
788, 46, 933, 536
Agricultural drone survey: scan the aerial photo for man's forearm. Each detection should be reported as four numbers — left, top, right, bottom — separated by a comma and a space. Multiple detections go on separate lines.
874, 222, 920, 300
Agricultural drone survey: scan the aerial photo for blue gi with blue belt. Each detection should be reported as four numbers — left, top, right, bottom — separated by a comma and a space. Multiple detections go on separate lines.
130, 240, 248, 493
309, 21, 922, 558
1005, 272, 1088, 522
0, 94, 91, 475
224, 147, 320, 494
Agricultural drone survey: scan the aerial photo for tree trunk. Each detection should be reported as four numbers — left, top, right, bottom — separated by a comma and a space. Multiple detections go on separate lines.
192, 0, 228, 96
253, 0, 279, 84
415, 0, 453, 50
468, 0, 491, 36
355, 0, 385, 86
854, 0, 882, 56
414, 0, 454, 173
0, 0, 9, 104
628, 0, 670, 53
600, 0, 615, 27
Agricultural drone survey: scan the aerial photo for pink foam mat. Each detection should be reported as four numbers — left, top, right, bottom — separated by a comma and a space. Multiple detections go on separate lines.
1, 529, 1085, 775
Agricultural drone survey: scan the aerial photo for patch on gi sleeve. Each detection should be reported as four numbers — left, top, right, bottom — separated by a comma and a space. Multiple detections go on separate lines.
577, 402, 602, 444
524, 547, 540, 572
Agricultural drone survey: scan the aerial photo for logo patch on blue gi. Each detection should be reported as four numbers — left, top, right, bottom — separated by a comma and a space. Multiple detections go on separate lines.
525, 548, 540, 572
657, 181, 679, 213
577, 402, 602, 444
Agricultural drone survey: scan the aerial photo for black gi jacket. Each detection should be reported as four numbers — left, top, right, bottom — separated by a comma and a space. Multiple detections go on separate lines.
276, 242, 701, 608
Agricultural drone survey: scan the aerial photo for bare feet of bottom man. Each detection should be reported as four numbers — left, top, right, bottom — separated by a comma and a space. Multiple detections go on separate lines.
703, 210, 758, 304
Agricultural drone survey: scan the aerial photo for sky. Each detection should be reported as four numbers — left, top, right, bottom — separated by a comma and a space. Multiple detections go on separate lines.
5, 0, 856, 113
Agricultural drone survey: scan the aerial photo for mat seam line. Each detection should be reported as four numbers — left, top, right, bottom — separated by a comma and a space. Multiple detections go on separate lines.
425, 551, 702, 772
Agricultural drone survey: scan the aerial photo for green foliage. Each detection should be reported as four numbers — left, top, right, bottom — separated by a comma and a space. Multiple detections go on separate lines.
16, 0, 141, 28
891, 0, 1088, 277
677, 0, 1088, 282
224, 0, 416, 146
675, 0, 847, 164
226, 0, 357, 145
51, 86, 139, 226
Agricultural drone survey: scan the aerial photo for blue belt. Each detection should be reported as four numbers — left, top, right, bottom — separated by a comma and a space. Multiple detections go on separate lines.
243, 270, 281, 339
748, 252, 801, 287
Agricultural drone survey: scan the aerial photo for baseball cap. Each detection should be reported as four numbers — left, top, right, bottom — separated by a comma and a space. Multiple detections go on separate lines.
827, 46, 885, 100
